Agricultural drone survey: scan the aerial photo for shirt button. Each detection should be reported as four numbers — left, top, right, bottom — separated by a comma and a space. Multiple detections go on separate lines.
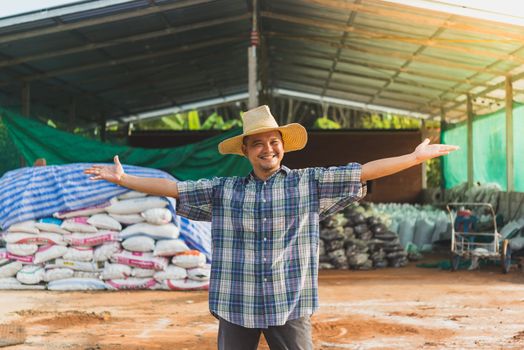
264, 278, 268, 282
263, 182, 266, 186
262, 198, 266, 203
263, 257, 267, 262
263, 217, 267, 222
264, 237, 267, 241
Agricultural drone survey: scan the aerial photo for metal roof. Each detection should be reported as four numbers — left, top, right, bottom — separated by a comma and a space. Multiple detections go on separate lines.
0, 0, 523, 127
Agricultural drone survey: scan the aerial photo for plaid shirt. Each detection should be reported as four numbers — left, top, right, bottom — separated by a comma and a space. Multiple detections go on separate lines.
176, 163, 366, 328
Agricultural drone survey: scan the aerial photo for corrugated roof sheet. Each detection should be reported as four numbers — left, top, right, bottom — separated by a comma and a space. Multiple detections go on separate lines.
0, 0, 523, 126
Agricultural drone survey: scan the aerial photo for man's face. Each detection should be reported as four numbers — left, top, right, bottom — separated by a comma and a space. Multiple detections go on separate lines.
242, 130, 284, 174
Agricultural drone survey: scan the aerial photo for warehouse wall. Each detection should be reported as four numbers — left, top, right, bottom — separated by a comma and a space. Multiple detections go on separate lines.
129, 130, 423, 203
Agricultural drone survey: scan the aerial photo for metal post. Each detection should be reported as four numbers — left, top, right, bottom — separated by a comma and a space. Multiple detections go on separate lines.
421, 119, 427, 189
248, 0, 258, 109
506, 75, 514, 192
467, 94, 473, 188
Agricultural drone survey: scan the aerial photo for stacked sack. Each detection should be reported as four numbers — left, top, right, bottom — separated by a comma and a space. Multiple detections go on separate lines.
370, 203, 450, 251
319, 204, 409, 270
0, 191, 210, 291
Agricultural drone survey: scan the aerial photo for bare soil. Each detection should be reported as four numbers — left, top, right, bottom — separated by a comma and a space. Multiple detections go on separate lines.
1, 257, 524, 349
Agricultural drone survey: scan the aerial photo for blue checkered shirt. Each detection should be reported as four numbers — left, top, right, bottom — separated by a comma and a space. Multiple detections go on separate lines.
176, 163, 366, 328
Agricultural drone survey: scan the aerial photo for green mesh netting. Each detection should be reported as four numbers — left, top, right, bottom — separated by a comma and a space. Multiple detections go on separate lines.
442, 102, 524, 192
0, 106, 252, 180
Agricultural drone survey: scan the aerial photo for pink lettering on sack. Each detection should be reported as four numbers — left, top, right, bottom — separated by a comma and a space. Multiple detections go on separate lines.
68, 217, 89, 224
6, 253, 34, 263
106, 279, 157, 290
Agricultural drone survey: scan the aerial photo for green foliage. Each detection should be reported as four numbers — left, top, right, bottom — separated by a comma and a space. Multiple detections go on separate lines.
161, 114, 185, 130
426, 157, 442, 188
135, 110, 242, 131
47, 119, 57, 128
362, 113, 421, 129
201, 112, 223, 129
312, 116, 341, 129
187, 110, 201, 130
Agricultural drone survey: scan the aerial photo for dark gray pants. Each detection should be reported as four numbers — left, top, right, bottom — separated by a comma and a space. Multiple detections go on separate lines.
217, 316, 313, 350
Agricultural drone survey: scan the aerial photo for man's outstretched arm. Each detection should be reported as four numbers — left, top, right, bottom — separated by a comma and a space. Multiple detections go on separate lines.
84, 155, 179, 199
361, 138, 459, 182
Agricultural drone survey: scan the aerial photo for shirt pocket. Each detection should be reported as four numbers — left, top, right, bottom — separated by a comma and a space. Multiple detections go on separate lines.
229, 187, 256, 251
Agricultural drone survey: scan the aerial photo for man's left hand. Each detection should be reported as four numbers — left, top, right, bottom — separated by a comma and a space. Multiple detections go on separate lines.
413, 138, 459, 163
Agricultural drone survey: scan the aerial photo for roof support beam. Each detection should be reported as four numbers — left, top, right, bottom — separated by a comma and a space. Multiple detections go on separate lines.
413, 41, 524, 117
248, 0, 259, 108
0, 14, 249, 69
0, 0, 215, 45
272, 62, 501, 107
319, 0, 359, 98
0, 37, 242, 86
262, 11, 524, 66
274, 73, 433, 115
506, 76, 514, 192
435, 58, 524, 117
266, 32, 508, 76
370, 26, 446, 104
305, 0, 524, 42
466, 94, 473, 188
272, 46, 496, 88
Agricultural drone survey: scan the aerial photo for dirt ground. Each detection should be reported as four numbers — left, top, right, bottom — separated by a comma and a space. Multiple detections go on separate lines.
1, 256, 524, 350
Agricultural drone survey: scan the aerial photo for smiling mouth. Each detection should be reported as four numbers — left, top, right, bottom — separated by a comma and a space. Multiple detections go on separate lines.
259, 154, 277, 160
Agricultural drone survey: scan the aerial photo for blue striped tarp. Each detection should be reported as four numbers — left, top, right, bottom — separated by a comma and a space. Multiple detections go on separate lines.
0, 163, 211, 259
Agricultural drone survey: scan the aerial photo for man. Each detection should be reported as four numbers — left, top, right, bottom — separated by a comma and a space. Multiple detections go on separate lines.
85, 105, 458, 349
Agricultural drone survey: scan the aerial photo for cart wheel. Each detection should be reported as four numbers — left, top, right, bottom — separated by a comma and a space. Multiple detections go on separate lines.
502, 239, 511, 274
451, 254, 461, 271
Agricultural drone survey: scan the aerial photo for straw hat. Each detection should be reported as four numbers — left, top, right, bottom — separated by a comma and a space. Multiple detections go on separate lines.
218, 105, 308, 156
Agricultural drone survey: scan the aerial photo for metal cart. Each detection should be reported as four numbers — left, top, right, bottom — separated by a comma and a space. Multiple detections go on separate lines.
446, 202, 511, 273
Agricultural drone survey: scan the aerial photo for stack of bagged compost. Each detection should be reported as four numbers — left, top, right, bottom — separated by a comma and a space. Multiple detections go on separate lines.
319, 204, 408, 270
0, 164, 211, 291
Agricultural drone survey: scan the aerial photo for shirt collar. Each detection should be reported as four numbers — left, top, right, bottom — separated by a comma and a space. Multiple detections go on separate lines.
245, 165, 290, 184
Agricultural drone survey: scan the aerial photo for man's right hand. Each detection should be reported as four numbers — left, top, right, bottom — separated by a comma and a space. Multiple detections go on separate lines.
84, 155, 125, 184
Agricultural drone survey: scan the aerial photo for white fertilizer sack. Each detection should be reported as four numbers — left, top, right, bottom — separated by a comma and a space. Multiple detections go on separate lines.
87, 214, 122, 231
106, 278, 157, 290
6, 243, 38, 256
93, 242, 122, 262
44, 268, 74, 282
16, 265, 45, 284
172, 250, 206, 269
8, 220, 39, 234
106, 197, 168, 215
62, 247, 94, 262
61, 217, 98, 233
0, 261, 23, 278
47, 278, 106, 291
122, 236, 156, 252
153, 265, 187, 281
108, 213, 145, 225
34, 245, 68, 264
120, 223, 179, 240
141, 208, 172, 225
101, 263, 132, 280
154, 239, 189, 257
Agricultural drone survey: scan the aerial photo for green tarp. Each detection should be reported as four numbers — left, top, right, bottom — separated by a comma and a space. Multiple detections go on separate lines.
0, 107, 252, 180
442, 102, 524, 192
